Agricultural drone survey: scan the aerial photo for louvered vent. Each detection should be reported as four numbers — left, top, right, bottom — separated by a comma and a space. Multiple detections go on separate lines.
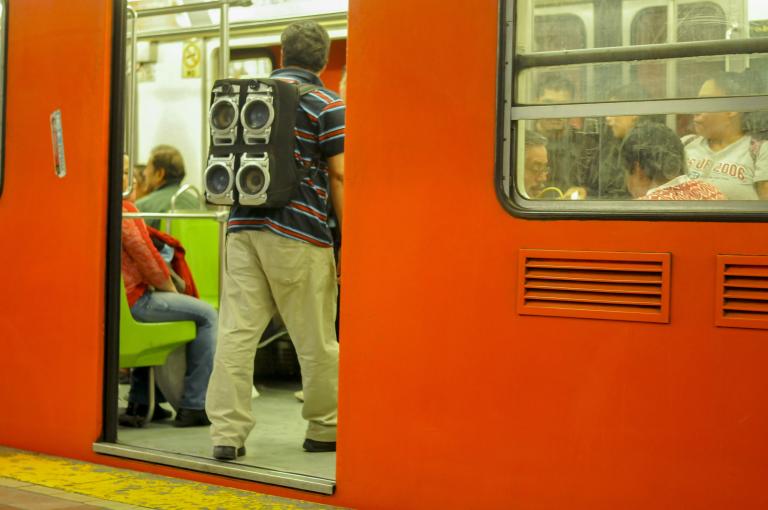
518, 250, 670, 323
716, 255, 768, 329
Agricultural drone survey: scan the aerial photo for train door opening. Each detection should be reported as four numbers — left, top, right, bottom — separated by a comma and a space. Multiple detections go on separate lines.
96, 0, 348, 495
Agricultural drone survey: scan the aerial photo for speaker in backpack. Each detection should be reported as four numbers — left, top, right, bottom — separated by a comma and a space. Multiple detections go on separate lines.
204, 154, 236, 205
241, 80, 275, 145
209, 83, 240, 145
236, 153, 270, 206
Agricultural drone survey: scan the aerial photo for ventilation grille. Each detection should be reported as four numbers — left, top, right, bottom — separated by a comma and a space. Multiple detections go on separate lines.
518, 250, 670, 323
716, 255, 768, 329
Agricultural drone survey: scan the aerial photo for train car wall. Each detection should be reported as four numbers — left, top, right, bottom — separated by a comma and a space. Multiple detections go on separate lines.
136, 40, 204, 186
0, 0, 113, 456
338, 0, 768, 509
3, 1, 768, 509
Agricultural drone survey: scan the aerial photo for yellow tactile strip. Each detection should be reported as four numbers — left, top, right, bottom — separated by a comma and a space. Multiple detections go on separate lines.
0, 448, 343, 510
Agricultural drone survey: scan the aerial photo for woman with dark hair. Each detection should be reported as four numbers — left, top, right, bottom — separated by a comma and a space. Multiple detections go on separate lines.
120, 162, 217, 428
585, 83, 665, 199
622, 123, 725, 200
684, 72, 768, 199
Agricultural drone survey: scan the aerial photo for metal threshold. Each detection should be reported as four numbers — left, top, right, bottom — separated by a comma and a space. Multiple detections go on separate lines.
92, 442, 335, 495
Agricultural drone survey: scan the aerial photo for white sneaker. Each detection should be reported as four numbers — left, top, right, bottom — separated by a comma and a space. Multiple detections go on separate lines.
293, 390, 304, 402
251, 386, 260, 399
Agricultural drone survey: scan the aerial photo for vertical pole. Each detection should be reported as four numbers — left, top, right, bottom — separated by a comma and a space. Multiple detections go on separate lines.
666, 0, 678, 99
217, 1, 230, 310
219, 0, 229, 79
123, 6, 138, 198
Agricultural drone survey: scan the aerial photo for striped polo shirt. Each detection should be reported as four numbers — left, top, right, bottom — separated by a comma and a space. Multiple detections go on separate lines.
227, 67, 345, 248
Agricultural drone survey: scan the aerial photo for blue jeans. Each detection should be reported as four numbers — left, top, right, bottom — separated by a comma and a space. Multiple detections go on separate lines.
128, 291, 217, 410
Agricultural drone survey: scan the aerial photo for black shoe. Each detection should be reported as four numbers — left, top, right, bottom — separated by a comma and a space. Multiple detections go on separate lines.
303, 438, 336, 452
213, 446, 246, 460
118, 402, 171, 427
172, 408, 211, 428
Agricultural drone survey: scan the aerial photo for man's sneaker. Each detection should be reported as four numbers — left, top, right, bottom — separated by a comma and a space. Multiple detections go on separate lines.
172, 408, 211, 428
303, 438, 336, 452
294, 390, 304, 402
213, 446, 246, 460
118, 402, 171, 428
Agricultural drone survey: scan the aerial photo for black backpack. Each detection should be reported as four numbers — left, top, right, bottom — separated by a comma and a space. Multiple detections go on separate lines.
203, 78, 318, 208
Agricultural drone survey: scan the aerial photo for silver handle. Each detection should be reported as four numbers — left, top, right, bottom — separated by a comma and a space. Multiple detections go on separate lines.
170, 184, 204, 212
122, 6, 138, 199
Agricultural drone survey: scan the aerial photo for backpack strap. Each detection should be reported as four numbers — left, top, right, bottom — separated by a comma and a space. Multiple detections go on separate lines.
298, 83, 319, 97
295, 83, 324, 176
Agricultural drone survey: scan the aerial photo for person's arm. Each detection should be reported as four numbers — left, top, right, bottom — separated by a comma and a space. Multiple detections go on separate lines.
327, 153, 344, 226
753, 141, 768, 199
757, 181, 768, 199
122, 218, 177, 292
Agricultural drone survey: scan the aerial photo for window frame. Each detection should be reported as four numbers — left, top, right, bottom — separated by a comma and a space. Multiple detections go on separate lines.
0, 0, 8, 199
496, 0, 768, 222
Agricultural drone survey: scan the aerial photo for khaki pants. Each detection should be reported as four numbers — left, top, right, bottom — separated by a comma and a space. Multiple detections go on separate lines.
206, 229, 339, 446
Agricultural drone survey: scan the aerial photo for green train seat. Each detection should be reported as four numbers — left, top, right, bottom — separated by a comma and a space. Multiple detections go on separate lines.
163, 213, 221, 310
119, 278, 196, 422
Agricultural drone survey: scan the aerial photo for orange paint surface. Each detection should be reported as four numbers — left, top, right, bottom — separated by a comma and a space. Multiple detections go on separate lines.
2, 1, 768, 509
0, 0, 112, 455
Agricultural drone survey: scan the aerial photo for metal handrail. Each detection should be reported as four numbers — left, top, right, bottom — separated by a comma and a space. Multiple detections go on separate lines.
122, 6, 138, 199
122, 211, 227, 221
170, 184, 205, 211
133, 0, 251, 18
516, 37, 768, 70
131, 12, 347, 42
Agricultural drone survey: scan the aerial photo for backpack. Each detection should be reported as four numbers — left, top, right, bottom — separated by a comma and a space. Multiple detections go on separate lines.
203, 78, 318, 208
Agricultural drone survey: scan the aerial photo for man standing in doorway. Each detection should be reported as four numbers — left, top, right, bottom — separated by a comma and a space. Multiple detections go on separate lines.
206, 21, 345, 460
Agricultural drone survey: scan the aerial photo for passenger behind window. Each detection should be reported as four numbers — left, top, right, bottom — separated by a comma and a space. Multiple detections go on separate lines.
136, 145, 201, 228
132, 162, 149, 201
584, 84, 665, 199
120, 168, 217, 428
684, 72, 768, 200
522, 130, 550, 198
622, 123, 725, 200
532, 74, 590, 196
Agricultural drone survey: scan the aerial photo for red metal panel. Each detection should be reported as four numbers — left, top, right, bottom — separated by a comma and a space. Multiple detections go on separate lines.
518, 249, 671, 323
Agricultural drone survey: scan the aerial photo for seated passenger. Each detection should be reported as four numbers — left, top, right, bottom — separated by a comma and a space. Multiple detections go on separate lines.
132, 162, 149, 201
523, 130, 549, 197
621, 123, 725, 200
120, 168, 217, 428
588, 84, 665, 199
684, 72, 768, 200
533, 75, 590, 192
136, 145, 201, 228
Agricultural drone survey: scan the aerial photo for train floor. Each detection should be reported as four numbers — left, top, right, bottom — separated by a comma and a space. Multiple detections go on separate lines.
117, 381, 335, 480
0, 446, 341, 509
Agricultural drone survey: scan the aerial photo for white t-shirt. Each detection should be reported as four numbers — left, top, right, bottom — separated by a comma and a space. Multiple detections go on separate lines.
684, 135, 768, 200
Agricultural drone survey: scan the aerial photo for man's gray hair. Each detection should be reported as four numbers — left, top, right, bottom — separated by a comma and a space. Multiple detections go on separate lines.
525, 130, 548, 147
281, 21, 331, 73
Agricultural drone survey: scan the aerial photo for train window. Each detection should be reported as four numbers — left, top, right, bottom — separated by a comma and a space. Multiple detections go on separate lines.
0, 0, 6, 198
500, 0, 768, 216
535, 14, 586, 51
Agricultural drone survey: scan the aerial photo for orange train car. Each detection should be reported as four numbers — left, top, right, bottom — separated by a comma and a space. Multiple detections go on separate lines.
2, 0, 768, 509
